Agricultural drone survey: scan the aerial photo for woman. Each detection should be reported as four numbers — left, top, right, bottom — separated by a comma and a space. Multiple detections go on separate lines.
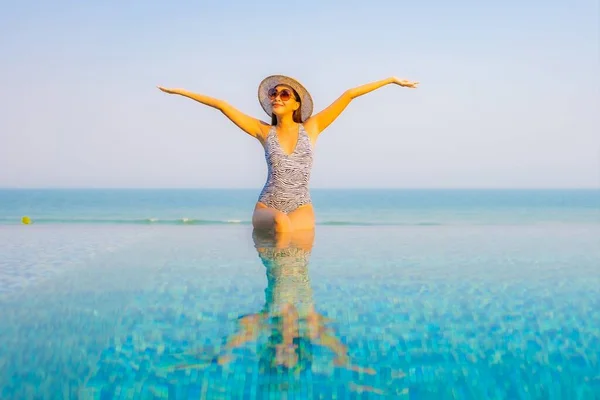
158, 75, 418, 232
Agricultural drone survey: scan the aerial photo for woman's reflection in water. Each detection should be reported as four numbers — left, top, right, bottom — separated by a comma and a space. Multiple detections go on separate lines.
220, 229, 374, 377
175, 229, 376, 392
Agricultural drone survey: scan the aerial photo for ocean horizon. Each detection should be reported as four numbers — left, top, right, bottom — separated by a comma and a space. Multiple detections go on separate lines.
1, 188, 598, 227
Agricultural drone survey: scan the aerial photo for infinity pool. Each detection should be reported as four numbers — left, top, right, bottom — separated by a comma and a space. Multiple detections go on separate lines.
1, 224, 599, 399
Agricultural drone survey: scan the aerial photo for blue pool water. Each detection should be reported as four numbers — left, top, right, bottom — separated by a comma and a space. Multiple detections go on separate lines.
1, 189, 599, 399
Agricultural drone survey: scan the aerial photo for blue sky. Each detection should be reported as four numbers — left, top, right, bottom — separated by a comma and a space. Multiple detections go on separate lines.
1, 0, 598, 188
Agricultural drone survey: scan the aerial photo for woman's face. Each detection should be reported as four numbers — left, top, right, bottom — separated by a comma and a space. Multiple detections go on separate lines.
269, 85, 299, 116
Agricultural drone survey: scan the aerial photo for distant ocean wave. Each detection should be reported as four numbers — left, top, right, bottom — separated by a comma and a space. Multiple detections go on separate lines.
2, 189, 598, 228
0, 217, 248, 226
0, 217, 449, 227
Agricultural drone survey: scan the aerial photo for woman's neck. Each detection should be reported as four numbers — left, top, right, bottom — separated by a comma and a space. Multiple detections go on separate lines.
276, 114, 298, 130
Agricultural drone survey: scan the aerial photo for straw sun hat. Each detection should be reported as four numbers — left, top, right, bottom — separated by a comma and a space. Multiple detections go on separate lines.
258, 75, 314, 122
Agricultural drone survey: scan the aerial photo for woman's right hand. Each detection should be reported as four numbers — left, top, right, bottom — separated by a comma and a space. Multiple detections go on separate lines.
157, 86, 181, 94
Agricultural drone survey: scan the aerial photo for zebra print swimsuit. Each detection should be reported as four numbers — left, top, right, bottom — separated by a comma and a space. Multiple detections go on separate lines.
257, 124, 313, 213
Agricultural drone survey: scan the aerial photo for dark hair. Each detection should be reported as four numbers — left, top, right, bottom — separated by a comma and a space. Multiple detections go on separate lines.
271, 87, 303, 125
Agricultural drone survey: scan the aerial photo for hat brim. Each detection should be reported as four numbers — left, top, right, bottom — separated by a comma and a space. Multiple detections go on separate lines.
258, 75, 314, 122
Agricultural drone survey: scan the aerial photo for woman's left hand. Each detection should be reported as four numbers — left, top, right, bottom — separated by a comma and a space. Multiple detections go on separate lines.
391, 77, 419, 88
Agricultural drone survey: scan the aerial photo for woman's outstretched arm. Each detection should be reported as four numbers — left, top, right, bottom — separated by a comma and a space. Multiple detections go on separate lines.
304, 77, 419, 135
158, 86, 268, 139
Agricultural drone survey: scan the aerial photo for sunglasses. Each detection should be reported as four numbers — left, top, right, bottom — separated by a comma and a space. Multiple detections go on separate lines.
268, 88, 296, 102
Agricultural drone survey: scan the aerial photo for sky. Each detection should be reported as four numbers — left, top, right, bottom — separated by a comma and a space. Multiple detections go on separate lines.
1, 0, 598, 189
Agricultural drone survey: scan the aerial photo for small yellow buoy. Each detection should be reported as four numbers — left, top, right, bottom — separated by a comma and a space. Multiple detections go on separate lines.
21, 216, 32, 225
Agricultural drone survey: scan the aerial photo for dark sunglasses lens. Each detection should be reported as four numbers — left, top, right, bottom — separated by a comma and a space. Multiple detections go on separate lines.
279, 90, 291, 101
268, 88, 277, 98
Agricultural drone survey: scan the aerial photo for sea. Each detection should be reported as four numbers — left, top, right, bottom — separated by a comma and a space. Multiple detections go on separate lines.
1, 188, 599, 399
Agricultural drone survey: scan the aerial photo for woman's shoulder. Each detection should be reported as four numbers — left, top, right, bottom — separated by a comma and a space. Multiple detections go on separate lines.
301, 118, 319, 138
256, 122, 274, 143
